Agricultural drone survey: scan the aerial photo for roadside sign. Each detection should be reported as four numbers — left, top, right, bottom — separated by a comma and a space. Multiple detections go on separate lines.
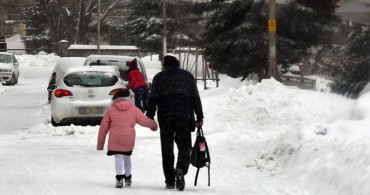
268, 19, 276, 32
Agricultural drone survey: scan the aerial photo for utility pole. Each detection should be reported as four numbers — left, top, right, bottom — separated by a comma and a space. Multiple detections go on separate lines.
97, 0, 101, 54
162, 0, 167, 60
268, 0, 277, 79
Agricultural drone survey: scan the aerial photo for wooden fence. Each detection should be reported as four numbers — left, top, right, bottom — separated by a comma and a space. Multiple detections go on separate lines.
280, 74, 316, 90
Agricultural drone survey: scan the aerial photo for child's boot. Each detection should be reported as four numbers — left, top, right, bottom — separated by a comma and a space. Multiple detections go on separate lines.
123, 174, 132, 187
115, 175, 124, 188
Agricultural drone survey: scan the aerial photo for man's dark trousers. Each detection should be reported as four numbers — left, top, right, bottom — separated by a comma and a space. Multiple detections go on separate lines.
159, 119, 192, 185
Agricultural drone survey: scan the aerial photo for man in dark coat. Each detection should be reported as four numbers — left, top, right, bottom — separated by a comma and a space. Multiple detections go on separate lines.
146, 55, 204, 191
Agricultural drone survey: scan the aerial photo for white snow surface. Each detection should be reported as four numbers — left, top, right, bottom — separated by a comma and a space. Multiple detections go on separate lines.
0, 54, 370, 194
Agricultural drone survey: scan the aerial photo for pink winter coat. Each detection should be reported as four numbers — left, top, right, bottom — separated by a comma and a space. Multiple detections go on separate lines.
97, 98, 157, 152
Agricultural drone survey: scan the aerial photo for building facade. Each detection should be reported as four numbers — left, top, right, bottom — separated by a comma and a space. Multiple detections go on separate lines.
0, 0, 35, 38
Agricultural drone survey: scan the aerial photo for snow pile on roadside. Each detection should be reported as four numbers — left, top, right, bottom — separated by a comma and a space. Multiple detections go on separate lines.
201, 78, 370, 194
203, 78, 352, 134
15, 123, 99, 145
316, 92, 370, 139
247, 88, 370, 194
15, 53, 60, 68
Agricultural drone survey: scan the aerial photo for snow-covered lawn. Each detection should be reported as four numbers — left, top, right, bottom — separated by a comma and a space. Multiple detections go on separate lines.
1, 54, 369, 194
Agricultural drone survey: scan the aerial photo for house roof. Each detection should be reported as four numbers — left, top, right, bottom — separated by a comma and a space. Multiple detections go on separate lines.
68, 45, 138, 50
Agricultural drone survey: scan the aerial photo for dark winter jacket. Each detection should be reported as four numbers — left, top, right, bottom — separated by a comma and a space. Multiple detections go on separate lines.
146, 66, 204, 125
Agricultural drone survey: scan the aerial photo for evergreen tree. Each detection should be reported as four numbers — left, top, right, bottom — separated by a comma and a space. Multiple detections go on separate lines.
277, 0, 339, 67
23, 4, 51, 52
121, 0, 163, 53
203, 0, 268, 80
120, 0, 205, 54
331, 25, 370, 98
202, 0, 339, 80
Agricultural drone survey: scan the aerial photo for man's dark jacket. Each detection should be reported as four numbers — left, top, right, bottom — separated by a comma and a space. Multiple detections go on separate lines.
146, 66, 203, 126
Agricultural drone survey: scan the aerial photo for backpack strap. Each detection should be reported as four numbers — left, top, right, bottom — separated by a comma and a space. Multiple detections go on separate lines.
194, 168, 200, 186
208, 165, 210, 186
197, 127, 204, 137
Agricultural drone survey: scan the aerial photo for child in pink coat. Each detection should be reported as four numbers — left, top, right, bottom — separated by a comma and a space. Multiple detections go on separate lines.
97, 88, 158, 188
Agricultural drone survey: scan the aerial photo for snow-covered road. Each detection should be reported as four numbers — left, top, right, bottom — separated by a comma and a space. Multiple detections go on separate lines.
0, 67, 52, 134
1, 54, 370, 195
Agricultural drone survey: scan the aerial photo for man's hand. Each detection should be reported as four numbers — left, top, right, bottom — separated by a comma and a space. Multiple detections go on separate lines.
196, 119, 203, 128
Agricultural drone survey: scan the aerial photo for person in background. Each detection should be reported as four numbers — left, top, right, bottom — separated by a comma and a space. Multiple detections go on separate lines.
97, 88, 158, 188
146, 55, 204, 191
127, 59, 149, 112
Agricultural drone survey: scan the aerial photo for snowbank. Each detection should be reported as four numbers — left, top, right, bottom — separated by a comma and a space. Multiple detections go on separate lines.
198, 77, 370, 195
243, 82, 370, 194
15, 53, 60, 68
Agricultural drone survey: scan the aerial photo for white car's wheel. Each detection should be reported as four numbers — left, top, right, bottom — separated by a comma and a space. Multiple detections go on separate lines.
51, 117, 60, 127
15, 73, 19, 84
6, 74, 17, 85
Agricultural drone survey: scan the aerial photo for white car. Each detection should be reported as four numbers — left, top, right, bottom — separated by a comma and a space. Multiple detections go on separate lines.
84, 55, 149, 86
50, 66, 129, 126
0, 52, 19, 85
47, 57, 86, 102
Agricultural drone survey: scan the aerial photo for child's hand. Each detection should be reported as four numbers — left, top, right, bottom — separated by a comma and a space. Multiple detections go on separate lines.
151, 126, 158, 131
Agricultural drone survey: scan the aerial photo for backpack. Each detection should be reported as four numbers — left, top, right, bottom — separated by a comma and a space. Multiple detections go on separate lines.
190, 127, 211, 186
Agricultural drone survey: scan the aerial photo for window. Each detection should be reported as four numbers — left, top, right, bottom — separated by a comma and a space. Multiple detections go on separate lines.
63, 71, 119, 87
0, 54, 12, 63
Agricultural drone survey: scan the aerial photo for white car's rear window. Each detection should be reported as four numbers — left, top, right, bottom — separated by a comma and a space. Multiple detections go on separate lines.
88, 59, 144, 81
63, 72, 119, 87
0, 54, 11, 63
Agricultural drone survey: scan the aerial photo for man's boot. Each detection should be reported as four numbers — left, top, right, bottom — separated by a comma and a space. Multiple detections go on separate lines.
175, 168, 185, 191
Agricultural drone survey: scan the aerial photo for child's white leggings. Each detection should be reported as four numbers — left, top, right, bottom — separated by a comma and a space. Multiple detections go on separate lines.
115, 154, 131, 176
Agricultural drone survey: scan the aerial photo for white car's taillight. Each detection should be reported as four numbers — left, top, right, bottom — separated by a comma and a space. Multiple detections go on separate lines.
55, 89, 73, 98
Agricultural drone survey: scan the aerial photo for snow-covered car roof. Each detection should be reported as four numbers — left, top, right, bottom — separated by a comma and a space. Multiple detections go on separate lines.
57, 57, 86, 66
64, 66, 119, 75
55, 57, 86, 71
